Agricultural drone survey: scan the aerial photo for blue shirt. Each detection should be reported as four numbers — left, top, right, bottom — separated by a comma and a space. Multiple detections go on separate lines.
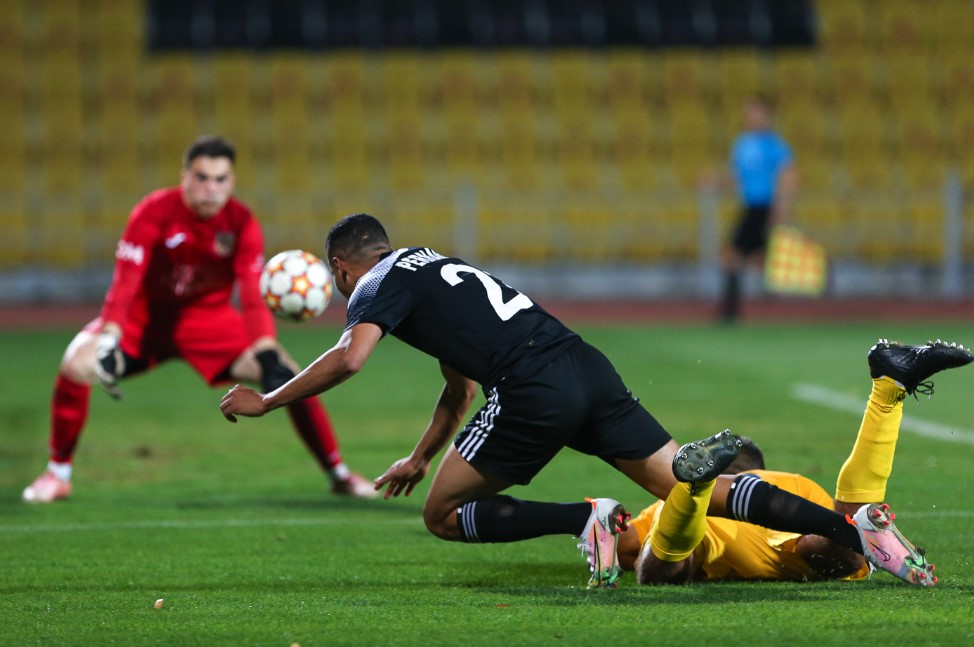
730, 130, 794, 207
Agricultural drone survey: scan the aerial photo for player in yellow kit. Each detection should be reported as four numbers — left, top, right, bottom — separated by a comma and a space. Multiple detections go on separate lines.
616, 339, 972, 586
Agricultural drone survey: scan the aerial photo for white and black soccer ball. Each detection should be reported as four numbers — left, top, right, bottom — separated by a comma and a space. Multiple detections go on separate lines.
259, 249, 333, 322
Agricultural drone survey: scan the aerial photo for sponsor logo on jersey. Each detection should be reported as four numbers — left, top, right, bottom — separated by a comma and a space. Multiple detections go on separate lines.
214, 231, 236, 257
164, 232, 187, 249
395, 248, 445, 272
116, 240, 145, 265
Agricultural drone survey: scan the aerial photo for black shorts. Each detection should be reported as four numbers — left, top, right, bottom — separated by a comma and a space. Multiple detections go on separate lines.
731, 205, 772, 255
453, 340, 672, 485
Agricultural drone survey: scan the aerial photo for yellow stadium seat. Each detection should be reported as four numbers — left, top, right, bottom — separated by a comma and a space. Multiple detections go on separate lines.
824, 55, 880, 105
941, 54, 974, 105
0, 196, 29, 267
842, 150, 895, 192
907, 200, 945, 262
609, 112, 663, 192
714, 50, 763, 109
435, 50, 485, 110
550, 51, 597, 107
661, 50, 711, 100
875, 0, 927, 54
605, 49, 658, 110
325, 53, 369, 113
386, 115, 430, 191
882, 55, 936, 110
378, 52, 433, 113
947, 109, 974, 182
495, 51, 539, 111
212, 54, 257, 143
776, 99, 830, 149
894, 110, 945, 161
928, 0, 974, 54
835, 99, 887, 155
0, 143, 27, 195
38, 1, 82, 53
664, 101, 713, 149
901, 156, 948, 194
475, 193, 555, 263
769, 52, 824, 103
794, 156, 836, 192
668, 143, 717, 190
816, 0, 870, 52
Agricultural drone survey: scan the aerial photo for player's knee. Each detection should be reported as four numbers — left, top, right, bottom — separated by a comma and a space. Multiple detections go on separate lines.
255, 349, 296, 392
60, 347, 96, 384
421, 504, 458, 541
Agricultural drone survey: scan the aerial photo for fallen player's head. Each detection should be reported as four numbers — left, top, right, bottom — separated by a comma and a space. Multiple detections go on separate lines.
723, 435, 765, 474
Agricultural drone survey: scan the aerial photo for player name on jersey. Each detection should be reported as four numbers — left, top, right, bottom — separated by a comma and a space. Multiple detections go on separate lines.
394, 248, 446, 271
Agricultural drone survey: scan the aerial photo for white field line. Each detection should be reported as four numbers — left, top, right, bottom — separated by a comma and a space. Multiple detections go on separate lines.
792, 383, 974, 447
0, 516, 422, 534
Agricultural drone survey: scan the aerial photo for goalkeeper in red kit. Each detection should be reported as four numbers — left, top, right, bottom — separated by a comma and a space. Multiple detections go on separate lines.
22, 135, 374, 503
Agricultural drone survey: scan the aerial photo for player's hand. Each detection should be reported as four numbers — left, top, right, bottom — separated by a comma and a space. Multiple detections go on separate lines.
220, 384, 267, 422
373, 456, 429, 499
93, 331, 124, 400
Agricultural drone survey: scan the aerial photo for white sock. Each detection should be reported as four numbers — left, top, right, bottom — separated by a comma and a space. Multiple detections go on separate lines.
329, 462, 351, 482
47, 460, 72, 482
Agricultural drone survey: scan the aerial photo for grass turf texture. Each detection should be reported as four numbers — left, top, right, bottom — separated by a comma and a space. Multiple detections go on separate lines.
2, 321, 974, 646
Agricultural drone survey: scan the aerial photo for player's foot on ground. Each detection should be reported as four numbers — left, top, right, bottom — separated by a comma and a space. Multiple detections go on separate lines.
578, 497, 630, 589
331, 472, 378, 498
22, 471, 72, 504
867, 338, 973, 397
672, 429, 742, 483
851, 503, 937, 587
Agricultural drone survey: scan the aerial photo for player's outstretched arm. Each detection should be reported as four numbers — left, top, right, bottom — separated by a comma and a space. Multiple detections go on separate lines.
220, 323, 382, 422
374, 362, 478, 499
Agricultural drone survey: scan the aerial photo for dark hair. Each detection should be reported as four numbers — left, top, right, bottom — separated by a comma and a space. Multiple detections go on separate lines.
326, 213, 391, 261
723, 435, 766, 474
747, 93, 776, 112
184, 135, 236, 168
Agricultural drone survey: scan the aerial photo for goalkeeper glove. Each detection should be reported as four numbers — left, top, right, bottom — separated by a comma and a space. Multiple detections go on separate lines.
94, 331, 125, 400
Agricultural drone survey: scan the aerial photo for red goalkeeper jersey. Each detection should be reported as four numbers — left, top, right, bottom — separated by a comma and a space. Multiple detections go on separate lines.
100, 187, 275, 342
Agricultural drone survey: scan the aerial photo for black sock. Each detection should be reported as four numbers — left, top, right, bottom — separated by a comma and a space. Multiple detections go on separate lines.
727, 474, 863, 555
721, 271, 740, 321
456, 496, 592, 543
255, 349, 296, 392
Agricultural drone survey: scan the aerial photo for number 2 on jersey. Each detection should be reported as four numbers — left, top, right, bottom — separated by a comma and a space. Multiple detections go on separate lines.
440, 264, 533, 321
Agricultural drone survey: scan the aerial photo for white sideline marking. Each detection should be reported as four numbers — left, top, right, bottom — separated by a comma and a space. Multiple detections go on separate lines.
792, 383, 974, 447
0, 516, 421, 534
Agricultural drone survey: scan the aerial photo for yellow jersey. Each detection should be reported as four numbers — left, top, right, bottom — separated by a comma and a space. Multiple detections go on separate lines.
628, 470, 870, 582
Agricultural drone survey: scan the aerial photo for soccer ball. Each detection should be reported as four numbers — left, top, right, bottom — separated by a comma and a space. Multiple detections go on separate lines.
259, 249, 333, 322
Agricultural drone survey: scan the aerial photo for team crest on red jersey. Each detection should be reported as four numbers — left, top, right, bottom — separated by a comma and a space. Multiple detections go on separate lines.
214, 231, 236, 257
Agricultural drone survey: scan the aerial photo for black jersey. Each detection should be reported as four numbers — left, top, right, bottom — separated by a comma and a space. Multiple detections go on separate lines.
345, 247, 579, 387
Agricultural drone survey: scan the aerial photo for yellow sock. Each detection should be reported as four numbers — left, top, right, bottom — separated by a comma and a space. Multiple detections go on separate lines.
834, 377, 905, 503
648, 480, 715, 562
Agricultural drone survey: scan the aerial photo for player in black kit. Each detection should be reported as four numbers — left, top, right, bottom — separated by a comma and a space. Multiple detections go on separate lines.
221, 214, 944, 588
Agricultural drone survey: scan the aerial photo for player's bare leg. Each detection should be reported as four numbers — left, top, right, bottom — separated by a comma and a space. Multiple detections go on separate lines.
59, 330, 102, 384
421, 446, 513, 541
614, 438, 682, 500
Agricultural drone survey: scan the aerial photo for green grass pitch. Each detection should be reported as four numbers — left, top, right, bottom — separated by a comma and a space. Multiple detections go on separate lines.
2, 320, 974, 646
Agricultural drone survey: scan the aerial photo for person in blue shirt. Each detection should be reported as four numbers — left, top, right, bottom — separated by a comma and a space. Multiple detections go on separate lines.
720, 94, 798, 323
